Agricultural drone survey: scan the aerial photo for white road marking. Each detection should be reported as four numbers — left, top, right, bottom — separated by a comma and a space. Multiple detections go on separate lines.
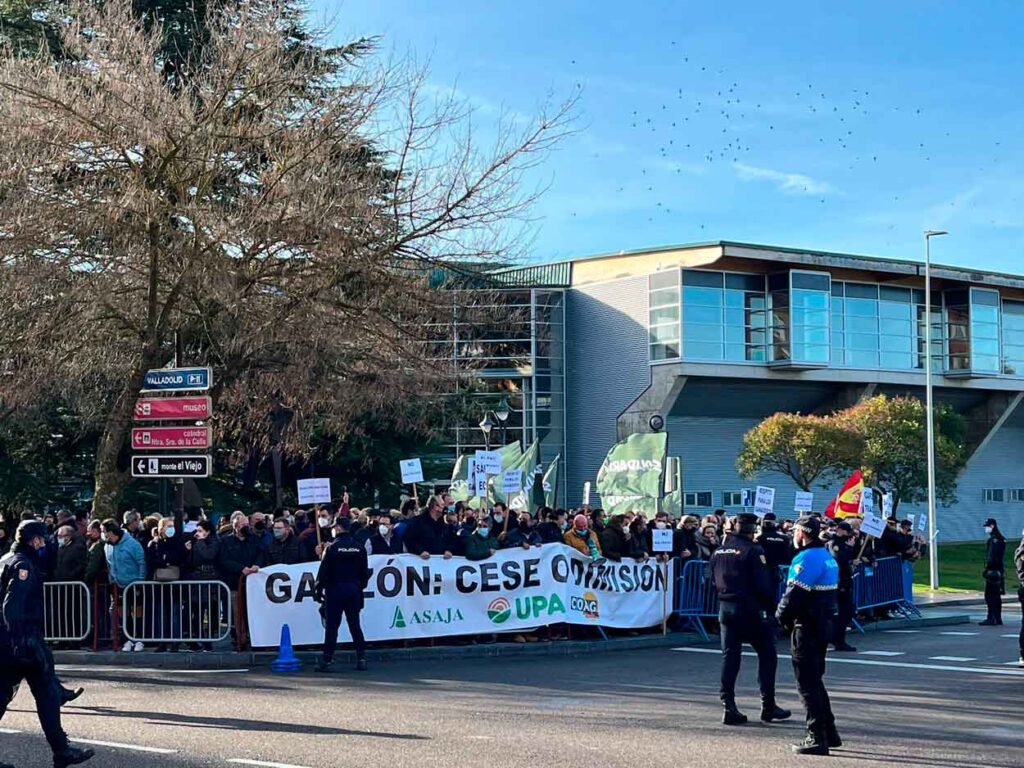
673, 647, 1024, 677
227, 760, 315, 768
71, 738, 177, 754
883, 630, 921, 634
56, 666, 249, 675
1001, 634, 1018, 638
929, 656, 977, 662
940, 631, 979, 636
0, 728, 23, 734
858, 651, 904, 656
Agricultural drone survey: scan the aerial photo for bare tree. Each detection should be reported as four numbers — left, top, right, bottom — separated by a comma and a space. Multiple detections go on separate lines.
0, 0, 573, 517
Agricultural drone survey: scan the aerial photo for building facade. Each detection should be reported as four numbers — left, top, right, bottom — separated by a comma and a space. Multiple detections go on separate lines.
484, 241, 1024, 542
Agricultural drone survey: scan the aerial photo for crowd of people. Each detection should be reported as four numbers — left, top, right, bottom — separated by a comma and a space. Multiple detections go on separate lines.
0, 493, 946, 654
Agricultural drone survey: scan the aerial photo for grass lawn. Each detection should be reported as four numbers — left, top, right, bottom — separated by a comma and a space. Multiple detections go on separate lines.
913, 542, 1012, 592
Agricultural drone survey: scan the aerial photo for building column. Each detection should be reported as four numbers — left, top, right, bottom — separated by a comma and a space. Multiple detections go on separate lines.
616, 367, 687, 440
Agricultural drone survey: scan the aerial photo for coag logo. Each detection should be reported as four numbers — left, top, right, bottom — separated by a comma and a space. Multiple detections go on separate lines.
487, 597, 512, 625
570, 591, 600, 621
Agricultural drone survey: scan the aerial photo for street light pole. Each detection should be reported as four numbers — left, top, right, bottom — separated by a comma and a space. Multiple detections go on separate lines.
925, 229, 948, 590
479, 412, 495, 452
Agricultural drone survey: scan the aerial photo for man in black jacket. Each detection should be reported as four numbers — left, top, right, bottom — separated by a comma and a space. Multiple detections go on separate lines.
402, 497, 454, 560
0, 522, 93, 768
265, 519, 302, 566
710, 513, 790, 726
599, 514, 630, 562
218, 514, 265, 589
980, 518, 1006, 626
367, 515, 403, 555
535, 509, 567, 544
53, 525, 88, 583
315, 517, 371, 672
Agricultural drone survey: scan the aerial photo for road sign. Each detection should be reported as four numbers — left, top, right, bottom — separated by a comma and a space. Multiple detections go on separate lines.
131, 426, 211, 450
141, 366, 212, 393
134, 396, 212, 421
131, 455, 211, 478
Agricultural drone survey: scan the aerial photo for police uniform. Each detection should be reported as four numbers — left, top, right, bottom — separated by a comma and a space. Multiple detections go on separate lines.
776, 516, 840, 756
755, 516, 792, 607
709, 514, 790, 725
315, 525, 370, 671
0, 522, 93, 768
827, 527, 857, 652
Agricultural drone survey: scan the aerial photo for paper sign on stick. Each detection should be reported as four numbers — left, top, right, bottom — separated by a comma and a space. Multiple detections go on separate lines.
399, 458, 424, 485
753, 486, 775, 518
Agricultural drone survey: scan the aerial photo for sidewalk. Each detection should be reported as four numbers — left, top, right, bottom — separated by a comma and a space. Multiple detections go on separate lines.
913, 587, 1020, 608
53, 608, 971, 670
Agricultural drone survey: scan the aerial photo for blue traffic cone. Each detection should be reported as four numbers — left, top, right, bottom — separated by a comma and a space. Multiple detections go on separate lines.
270, 624, 301, 673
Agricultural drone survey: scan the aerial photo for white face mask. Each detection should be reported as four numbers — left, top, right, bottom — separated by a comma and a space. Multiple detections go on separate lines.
318, 518, 331, 528
101, 533, 109, 543
984, 526, 994, 534
493, 515, 504, 524
165, 527, 176, 538
655, 522, 667, 529
378, 525, 391, 537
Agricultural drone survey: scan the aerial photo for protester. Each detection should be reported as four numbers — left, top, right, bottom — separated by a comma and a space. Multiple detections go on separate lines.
122, 510, 145, 543
564, 514, 602, 559
266, 518, 301, 565
82, 520, 107, 586
694, 523, 720, 560
627, 516, 650, 561
101, 520, 146, 590
599, 514, 631, 561
980, 517, 1006, 626
536, 508, 567, 543
53, 525, 87, 583
145, 518, 186, 652
184, 520, 220, 652
403, 496, 455, 559
827, 521, 857, 652
464, 515, 500, 561
218, 513, 265, 588
507, 511, 543, 549
367, 515, 403, 555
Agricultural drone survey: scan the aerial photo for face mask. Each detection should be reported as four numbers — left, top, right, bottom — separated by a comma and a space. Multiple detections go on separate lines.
272, 529, 286, 540
493, 514, 504, 523
254, 521, 266, 532
236, 526, 249, 537
560, 522, 569, 531
655, 522, 667, 529
184, 522, 198, 534
574, 527, 588, 536
447, 505, 456, 513
57, 537, 69, 548
101, 532, 109, 542
378, 525, 391, 537
165, 527, 176, 538
318, 518, 331, 528
477, 527, 490, 538
984, 526, 993, 534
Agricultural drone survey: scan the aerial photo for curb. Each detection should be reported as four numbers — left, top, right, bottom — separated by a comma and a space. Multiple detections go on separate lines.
52, 612, 974, 670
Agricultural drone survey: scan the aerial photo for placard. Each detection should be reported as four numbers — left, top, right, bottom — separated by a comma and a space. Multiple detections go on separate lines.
862, 487, 875, 514
501, 469, 522, 495
473, 472, 488, 498
399, 458, 424, 485
297, 477, 332, 505
474, 450, 502, 476
905, 513, 915, 529
794, 491, 814, 513
860, 512, 886, 538
652, 528, 674, 553
916, 513, 927, 534
582, 481, 591, 506
753, 486, 775, 518
881, 492, 894, 518
741, 489, 753, 508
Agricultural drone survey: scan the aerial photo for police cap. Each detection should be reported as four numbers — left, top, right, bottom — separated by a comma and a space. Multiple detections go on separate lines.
794, 515, 821, 537
15, 520, 48, 545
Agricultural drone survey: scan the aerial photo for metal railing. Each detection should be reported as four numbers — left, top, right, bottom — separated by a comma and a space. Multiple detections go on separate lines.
851, 556, 921, 619
43, 581, 91, 642
121, 580, 232, 644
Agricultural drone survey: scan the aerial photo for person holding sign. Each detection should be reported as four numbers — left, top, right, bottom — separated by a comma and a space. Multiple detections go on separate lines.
709, 513, 791, 727
776, 516, 841, 756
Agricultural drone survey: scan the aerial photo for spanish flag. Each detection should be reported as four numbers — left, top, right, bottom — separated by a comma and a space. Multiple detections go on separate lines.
825, 470, 864, 519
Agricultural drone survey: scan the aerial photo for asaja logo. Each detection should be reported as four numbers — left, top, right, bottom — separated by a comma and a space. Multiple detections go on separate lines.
391, 607, 407, 629
487, 597, 512, 625
570, 591, 600, 621
390, 606, 464, 630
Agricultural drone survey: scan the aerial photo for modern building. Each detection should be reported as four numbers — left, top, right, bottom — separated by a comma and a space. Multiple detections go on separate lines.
457, 241, 1024, 542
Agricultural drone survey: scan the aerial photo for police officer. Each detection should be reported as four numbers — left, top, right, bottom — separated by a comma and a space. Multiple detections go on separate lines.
710, 513, 791, 726
828, 521, 857, 652
755, 513, 792, 607
315, 517, 370, 672
980, 518, 1006, 626
0, 521, 94, 768
776, 515, 841, 756
1014, 530, 1024, 667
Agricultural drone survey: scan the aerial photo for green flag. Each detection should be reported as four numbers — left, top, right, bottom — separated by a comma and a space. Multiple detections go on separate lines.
507, 439, 539, 513
542, 454, 560, 508
595, 432, 667, 515
663, 489, 682, 517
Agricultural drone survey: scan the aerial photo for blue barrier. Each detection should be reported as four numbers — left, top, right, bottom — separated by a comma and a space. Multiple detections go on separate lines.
675, 554, 919, 639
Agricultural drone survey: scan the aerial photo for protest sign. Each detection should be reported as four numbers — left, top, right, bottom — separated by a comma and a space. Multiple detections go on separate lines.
297, 478, 331, 505
753, 486, 775, 518
399, 458, 424, 485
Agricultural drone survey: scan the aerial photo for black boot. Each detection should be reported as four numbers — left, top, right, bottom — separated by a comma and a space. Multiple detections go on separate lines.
792, 731, 829, 756
722, 702, 748, 726
831, 643, 857, 652
979, 619, 998, 626
316, 659, 333, 673
53, 746, 95, 768
760, 702, 792, 722
355, 657, 367, 672
60, 687, 85, 706
826, 724, 843, 748
1, 761, 16, 768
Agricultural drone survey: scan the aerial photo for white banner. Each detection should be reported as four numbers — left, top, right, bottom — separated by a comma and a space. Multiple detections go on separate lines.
245, 546, 673, 648
297, 478, 332, 505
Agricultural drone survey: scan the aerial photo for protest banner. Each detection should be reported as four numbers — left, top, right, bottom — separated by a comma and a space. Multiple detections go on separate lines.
245, 546, 673, 647
753, 486, 775, 518
297, 478, 331, 505
399, 458, 424, 485
794, 491, 814, 514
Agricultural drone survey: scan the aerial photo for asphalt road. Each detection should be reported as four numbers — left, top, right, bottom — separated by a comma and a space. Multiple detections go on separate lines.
2, 605, 1021, 768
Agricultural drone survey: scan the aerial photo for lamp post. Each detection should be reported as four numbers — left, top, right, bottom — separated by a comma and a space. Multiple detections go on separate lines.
479, 412, 495, 451
495, 396, 510, 447
925, 229, 948, 590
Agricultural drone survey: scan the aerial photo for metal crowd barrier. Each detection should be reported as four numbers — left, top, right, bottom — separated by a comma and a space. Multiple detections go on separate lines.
121, 580, 233, 644
42, 581, 91, 642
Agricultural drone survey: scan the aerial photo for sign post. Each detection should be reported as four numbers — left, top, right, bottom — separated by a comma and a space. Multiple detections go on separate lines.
141, 366, 212, 393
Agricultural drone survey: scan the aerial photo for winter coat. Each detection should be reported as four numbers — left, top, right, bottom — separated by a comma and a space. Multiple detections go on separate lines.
146, 536, 187, 579
464, 531, 500, 561
53, 535, 88, 582
599, 525, 630, 562
563, 529, 602, 558
217, 532, 266, 587
266, 533, 302, 566
104, 534, 147, 588
402, 511, 455, 556
84, 540, 108, 584
187, 536, 220, 581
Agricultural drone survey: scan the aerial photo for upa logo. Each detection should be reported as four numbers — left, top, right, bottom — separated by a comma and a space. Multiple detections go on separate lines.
570, 591, 600, 621
487, 597, 512, 625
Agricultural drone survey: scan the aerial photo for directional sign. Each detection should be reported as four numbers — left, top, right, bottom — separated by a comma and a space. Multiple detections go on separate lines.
131, 455, 211, 478
131, 426, 211, 450
134, 396, 212, 421
141, 367, 212, 393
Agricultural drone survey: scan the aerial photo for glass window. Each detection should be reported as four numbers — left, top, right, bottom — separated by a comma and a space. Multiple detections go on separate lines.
722, 491, 743, 507
649, 271, 681, 363
684, 491, 713, 508
984, 488, 1005, 503
680, 271, 766, 362
1001, 300, 1024, 376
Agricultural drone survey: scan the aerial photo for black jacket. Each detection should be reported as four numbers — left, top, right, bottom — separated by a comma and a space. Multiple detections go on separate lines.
986, 532, 1006, 574
147, 536, 187, 578
54, 535, 88, 582
218, 532, 266, 586
367, 533, 403, 555
535, 522, 564, 544
316, 534, 370, 608
1015, 538, 1024, 585
756, 527, 793, 569
0, 544, 47, 646
187, 536, 220, 581
827, 537, 855, 591
266, 534, 302, 566
709, 534, 775, 612
599, 525, 630, 562
402, 511, 454, 556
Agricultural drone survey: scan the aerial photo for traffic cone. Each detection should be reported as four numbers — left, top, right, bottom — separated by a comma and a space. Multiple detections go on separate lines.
270, 624, 301, 673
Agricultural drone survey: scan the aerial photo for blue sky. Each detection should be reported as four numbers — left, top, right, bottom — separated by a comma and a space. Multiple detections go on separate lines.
316, 0, 1024, 273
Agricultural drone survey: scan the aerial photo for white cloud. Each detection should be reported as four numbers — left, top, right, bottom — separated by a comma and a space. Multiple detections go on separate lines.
733, 162, 833, 196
